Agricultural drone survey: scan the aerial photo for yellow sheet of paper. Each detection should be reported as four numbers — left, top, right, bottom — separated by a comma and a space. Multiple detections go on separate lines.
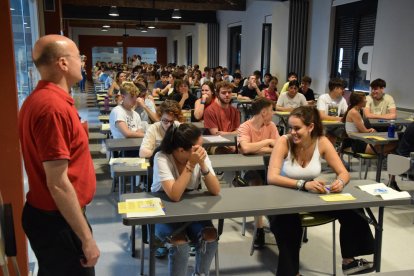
322, 120, 338, 124
275, 111, 290, 115
405, 118, 414, 122
319, 193, 356, 202
141, 162, 150, 169
364, 136, 386, 141
118, 199, 162, 214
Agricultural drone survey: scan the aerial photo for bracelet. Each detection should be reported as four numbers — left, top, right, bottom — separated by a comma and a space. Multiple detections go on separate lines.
337, 178, 345, 187
296, 179, 305, 190
201, 168, 210, 176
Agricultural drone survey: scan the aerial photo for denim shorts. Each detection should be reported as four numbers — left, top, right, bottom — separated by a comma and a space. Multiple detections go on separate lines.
155, 220, 214, 243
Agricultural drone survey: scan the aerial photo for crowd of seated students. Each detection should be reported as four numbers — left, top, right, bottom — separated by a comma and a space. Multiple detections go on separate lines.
91, 59, 414, 275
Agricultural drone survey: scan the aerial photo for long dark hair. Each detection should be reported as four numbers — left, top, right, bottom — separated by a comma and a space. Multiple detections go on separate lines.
288, 106, 323, 162
341, 91, 366, 123
160, 123, 201, 154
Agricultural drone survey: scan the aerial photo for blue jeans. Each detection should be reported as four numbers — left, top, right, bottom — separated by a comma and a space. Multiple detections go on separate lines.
155, 220, 218, 276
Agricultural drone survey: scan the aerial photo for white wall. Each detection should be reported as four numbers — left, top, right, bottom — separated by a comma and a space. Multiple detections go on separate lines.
371, 0, 414, 110
270, 1, 290, 91
168, 24, 206, 67
306, 0, 335, 95
217, 0, 278, 76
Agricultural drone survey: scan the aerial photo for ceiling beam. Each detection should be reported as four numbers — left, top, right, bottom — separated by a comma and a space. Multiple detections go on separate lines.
61, 0, 246, 11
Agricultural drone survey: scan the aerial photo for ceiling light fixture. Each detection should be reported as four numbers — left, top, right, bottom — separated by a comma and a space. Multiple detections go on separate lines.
102, 24, 110, 28
171, 9, 181, 19
101, 28, 109, 32
148, 25, 155, 29
10, 8, 15, 11
109, 6, 119, 17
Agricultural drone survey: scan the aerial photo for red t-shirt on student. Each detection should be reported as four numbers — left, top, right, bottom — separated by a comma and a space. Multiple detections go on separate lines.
19, 81, 96, 211
203, 101, 240, 134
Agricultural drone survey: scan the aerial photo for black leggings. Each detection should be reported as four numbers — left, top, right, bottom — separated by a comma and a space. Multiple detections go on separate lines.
268, 209, 374, 276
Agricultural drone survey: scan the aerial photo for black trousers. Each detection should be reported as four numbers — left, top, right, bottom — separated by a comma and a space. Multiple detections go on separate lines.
22, 203, 95, 276
268, 209, 374, 276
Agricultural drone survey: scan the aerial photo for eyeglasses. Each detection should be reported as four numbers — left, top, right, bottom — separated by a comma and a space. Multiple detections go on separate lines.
161, 118, 174, 124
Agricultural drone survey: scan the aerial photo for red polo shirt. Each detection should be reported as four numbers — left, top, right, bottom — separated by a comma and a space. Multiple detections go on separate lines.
19, 81, 96, 211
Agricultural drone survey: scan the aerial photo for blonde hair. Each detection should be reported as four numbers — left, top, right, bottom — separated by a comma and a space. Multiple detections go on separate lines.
120, 81, 139, 97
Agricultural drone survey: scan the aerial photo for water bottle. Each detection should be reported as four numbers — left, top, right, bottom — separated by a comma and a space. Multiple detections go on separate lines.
104, 96, 109, 112
387, 120, 395, 138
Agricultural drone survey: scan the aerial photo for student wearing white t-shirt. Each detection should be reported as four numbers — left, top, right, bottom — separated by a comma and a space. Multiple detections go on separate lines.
276, 80, 307, 111
109, 82, 145, 139
316, 78, 348, 144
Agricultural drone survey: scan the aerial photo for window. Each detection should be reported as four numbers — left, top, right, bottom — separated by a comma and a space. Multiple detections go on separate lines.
10, 0, 39, 106
186, 36, 192, 66
127, 47, 157, 64
228, 25, 242, 74
92, 47, 123, 66
261, 23, 272, 78
331, 0, 378, 91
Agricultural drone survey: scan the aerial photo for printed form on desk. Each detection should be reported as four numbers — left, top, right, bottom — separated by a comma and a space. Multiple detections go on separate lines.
203, 135, 231, 143
357, 183, 411, 200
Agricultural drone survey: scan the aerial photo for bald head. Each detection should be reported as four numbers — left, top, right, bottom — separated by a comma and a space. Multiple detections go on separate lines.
32, 35, 76, 68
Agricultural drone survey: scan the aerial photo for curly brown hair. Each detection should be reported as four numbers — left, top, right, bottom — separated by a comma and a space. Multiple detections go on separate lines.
157, 99, 184, 122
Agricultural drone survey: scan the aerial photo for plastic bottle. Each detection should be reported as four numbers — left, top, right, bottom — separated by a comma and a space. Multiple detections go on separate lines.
387, 120, 395, 138
104, 96, 109, 112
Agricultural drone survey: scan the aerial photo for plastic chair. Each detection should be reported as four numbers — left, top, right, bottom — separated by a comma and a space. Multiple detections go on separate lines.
339, 137, 377, 179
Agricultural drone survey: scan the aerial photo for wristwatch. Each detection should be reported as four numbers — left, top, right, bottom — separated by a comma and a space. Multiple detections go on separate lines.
296, 179, 305, 190
201, 168, 210, 176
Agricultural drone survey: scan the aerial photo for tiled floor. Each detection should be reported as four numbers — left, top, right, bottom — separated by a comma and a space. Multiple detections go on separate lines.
31, 86, 414, 275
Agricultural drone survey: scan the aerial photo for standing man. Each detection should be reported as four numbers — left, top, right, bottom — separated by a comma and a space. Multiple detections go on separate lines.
364, 78, 397, 120
19, 35, 100, 275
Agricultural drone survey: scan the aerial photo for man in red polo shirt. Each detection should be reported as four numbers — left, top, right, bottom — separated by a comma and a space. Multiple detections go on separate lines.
19, 35, 100, 275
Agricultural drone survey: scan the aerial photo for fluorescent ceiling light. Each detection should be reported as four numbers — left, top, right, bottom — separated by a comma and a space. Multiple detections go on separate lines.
141, 29, 148, 33
109, 6, 119, 17
148, 25, 155, 29
171, 9, 181, 19
102, 25, 110, 28
101, 28, 109, 32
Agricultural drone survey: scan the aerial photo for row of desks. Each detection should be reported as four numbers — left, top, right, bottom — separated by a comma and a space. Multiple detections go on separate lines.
121, 180, 411, 276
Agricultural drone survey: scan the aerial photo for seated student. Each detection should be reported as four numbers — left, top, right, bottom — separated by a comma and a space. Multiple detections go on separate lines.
237, 97, 279, 249
231, 72, 244, 94
267, 106, 374, 276
204, 81, 240, 154
259, 72, 272, 90
397, 122, 414, 157
152, 123, 220, 276
193, 81, 216, 121
139, 100, 183, 158
276, 80, 307, 112
171, 79, 197, 110
200, 66, 213, 85
317, 78, 348, 144
108, 71, 127, 98
153, 71, 173, 100
238, 75, 264, 100
134, 83, 158, 124
263, 77, 279, 103
343, 92, 396, 153
280, 72, 298, 93
299, 75, 316, 105
364, 78, 397, 120
109, 81, 145, 139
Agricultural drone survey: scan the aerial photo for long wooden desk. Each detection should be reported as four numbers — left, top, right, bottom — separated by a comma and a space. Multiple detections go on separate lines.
348, 132, 398, 182
121, 180, 411, 276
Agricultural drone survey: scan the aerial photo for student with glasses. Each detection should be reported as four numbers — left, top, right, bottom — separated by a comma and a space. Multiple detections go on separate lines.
139, 100, 183, 158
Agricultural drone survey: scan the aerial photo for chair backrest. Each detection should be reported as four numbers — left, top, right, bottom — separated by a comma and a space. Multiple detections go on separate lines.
387, 154, 411, 176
